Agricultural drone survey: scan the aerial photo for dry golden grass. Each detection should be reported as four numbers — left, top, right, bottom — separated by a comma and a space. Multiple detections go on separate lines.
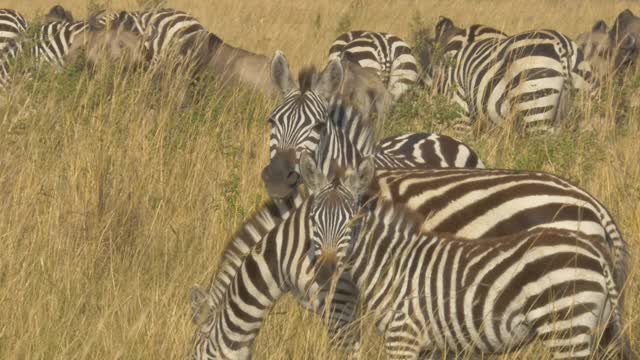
0, 0, 638, 359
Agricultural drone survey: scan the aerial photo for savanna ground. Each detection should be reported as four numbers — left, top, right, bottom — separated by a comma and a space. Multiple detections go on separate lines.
0, 0, 638, 358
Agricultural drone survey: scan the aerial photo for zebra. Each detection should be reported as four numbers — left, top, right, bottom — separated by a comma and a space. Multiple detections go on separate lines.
190, 156, 632, 359
329, 30, 419, 101
428, 17, 595, 133
263, 50, 484, 201
303, 165, 632, 359
0, 9, 28, 90
73, 9, 278, 94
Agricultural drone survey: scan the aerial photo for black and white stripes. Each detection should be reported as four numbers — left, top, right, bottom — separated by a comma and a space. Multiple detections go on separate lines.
0, 9, 28, 89
342, 198, 628, 358
430, 17, 595, 133
191, 160, 631, 359
329, 30, 418, 101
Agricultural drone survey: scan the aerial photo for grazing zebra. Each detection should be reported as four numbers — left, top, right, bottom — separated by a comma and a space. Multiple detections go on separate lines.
329, 30, 418, 101
263, 51, 484, 201
0, 9, 28, 89
74, 9, 277, 94
29, 6, 121, 68
190, 157, 376, 359
191, 156, 631, 359
200, 134, 627, 357
429, 17, 595, 133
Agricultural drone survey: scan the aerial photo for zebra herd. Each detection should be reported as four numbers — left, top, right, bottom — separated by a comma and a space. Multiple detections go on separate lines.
1, 4, 637, 359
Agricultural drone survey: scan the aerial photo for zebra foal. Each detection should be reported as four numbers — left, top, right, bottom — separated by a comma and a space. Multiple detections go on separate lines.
303, 164, 631, 359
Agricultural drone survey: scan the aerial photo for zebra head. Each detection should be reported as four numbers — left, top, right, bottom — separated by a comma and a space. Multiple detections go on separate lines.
67, 11, 150, 69
261, 50, 344, 200
578, 13, 639, 78
44, 5, 74, 24
299, 152, 375, 285
611, 9, 640, 70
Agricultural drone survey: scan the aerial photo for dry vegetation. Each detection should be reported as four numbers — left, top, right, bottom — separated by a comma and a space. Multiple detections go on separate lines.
0, 0, 638, 358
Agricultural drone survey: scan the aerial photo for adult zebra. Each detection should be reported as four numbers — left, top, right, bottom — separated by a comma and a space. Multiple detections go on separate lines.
262, 51, 483, 201
190, 156, 632, 359
329, 30, 418, 101
204, 85, 484, 353
428, 17, 595, 133
0, 8, 28, 90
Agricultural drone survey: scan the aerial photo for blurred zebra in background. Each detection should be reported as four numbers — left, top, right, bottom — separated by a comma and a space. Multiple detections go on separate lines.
30, 6, 122, 68
0, 9, 28, 89
71, 9, 278, 94
427, 17, 595, 133
329, 30, 419, 101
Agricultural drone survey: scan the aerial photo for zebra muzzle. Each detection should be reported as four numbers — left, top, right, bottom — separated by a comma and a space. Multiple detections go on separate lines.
315, 250, 338, 286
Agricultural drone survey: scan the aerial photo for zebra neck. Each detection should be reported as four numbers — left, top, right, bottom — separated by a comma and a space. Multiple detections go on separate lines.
207, 191, 304, 306
209, 200, 315, 357
349, 200, 432, 317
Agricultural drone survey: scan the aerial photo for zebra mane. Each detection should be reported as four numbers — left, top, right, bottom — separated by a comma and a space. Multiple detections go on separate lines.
298, 66, 318, 93
315, 98, 376, 181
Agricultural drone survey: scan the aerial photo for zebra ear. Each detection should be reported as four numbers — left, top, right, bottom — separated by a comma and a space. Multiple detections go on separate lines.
300, 152, 328, 194
617, 9, 635, 23
344, 156, 375, 196
271, 50, 296, 95
592, 20, 608, 33
435, 16, 455, 40
315, 58, 344, 101
190, 286, 210, 325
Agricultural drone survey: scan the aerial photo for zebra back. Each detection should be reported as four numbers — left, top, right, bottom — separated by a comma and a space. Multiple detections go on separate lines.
328, 30, 418, 100
375, 132, 485, 169
136, 8, 208, 66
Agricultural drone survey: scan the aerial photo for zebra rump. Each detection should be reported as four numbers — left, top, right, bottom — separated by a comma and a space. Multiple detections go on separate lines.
329, 30, 419, 100
430, 17, 595, 133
